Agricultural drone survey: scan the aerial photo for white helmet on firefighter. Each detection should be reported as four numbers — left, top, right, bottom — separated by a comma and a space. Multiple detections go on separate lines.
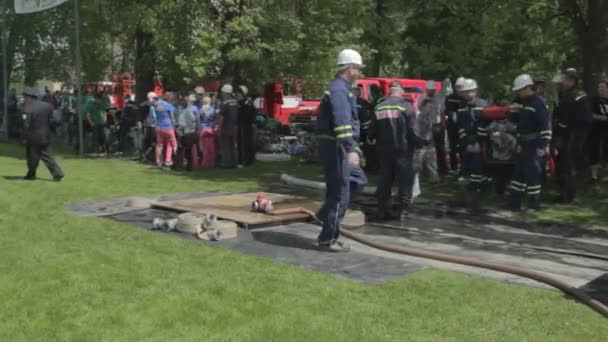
221, 84, 233, 94
512, 74, 534, 91
337, 49, 364, 69
461, 79, 478, 92
455, 77, 467, 90
239, 85, 249, 96
552, 72, 565, 84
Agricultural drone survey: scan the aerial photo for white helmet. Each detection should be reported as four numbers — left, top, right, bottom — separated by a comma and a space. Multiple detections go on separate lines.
221, 84, 233, 94
147, 91, 158, 101
512, 74, 534, 91
337, 49, 364, 68
239, 85, 248, 96
194, 86, 205, 95
461, 79, 478, 92
455, 77, 467, 90
552, 72, 565, 84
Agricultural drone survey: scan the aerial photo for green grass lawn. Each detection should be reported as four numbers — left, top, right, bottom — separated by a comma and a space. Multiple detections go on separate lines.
1, 142, 607, 341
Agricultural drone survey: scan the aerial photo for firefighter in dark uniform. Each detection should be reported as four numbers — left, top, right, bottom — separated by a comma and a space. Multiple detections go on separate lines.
553, 70, 592, 203
507, 75, 552, 211
445, 77, 467, 172
353, 85, 376, 172
236, 85, 257, 166
445, 77, 468, 174
368, 81, 419, 221
315, 49, 367, 253
457, 79, 488, 191
22, 86, 64, 181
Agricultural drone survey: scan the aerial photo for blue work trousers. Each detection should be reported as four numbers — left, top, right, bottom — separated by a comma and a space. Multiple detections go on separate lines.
317, 140, 367, 244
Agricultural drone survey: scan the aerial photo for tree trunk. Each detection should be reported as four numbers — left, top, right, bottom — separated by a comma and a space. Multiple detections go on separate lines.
369, 0, 385, 77
23, 35, 36, 86
561, 0, 608, 93
134, 25, 155, 103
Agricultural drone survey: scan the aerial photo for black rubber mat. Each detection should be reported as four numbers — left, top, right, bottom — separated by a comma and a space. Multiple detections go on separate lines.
109, 209, 423, 284
579, 273, 608, 305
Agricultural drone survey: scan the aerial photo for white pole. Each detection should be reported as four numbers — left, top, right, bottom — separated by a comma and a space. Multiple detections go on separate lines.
73, 0, 84, 155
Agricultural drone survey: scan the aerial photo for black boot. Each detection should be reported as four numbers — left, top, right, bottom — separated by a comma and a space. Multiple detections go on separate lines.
376, 201, 395, 221
399, 203, 411, 221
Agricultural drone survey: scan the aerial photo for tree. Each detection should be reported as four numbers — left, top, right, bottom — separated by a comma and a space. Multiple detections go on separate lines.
558, 0, 608, 92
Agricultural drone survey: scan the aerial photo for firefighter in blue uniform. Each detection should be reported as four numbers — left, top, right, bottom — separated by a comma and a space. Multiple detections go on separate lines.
315, 49, 367, 253
368, 81, 419, 221
508, 74, 552, 211
456, 79, 488, 191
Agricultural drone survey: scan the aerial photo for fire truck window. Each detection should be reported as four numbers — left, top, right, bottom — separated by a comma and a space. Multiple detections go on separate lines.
368, 85, 382, 103
282, 82, 297, 96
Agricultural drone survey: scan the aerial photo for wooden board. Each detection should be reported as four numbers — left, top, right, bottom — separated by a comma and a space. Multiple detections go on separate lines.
151, 193, 321, 228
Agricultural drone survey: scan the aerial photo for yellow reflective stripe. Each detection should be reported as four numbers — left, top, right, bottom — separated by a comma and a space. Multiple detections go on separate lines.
376, 105, 406, 111
473, 107, 485, 111
318, 134, 336, 140
477, 127, 488, 131
527, 185, 541, 190
458, 129, 466, 133
540, 130, 552, 134
576, 95, 586, 101
511, 180, 526, 187
509, 186, 525, 192
336, 133, 353, 139
458, 108, 468, 112
524, 106, 536, 112
470, 174, 485, 179
527, 190, 541, 195
558, 123, 567, 128
334, 125, 352, 132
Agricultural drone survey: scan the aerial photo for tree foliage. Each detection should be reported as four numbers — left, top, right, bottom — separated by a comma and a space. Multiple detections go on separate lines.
1, 0, 607, 101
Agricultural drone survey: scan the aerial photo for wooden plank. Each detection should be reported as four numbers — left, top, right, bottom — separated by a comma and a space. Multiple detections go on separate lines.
151, 193, 321, 227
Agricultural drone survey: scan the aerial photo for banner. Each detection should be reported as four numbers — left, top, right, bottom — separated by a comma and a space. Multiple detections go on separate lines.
14, 0, 69, 14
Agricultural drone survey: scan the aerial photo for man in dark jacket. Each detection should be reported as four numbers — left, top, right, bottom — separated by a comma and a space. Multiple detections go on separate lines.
22, 86, 64, 181
553, 70, 592, 203
218, 84, 239, 168
236, 85, 257, 166
368, 81, 419, 221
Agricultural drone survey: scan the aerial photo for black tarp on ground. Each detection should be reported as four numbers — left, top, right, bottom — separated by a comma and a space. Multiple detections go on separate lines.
109, 209, 423, 285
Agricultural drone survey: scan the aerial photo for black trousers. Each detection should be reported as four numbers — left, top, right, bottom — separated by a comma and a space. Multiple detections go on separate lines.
239, 125, 256, 166
376, 150, 415, 209
434, 126, 448, 175
588, 123, 608, 166
446, 121, 460, 172
219, 131, 238, 168
557, 130, 588, 201
26, 144, 64, 178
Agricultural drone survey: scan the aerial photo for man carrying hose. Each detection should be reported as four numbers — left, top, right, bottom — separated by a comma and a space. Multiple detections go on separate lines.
315, 49, 368, 253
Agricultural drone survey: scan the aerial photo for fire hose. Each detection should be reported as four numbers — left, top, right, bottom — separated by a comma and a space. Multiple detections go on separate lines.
260, 205, 608, 319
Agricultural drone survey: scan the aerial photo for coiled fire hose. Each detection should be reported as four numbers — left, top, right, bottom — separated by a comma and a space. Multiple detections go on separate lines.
263, 206, 608, 319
